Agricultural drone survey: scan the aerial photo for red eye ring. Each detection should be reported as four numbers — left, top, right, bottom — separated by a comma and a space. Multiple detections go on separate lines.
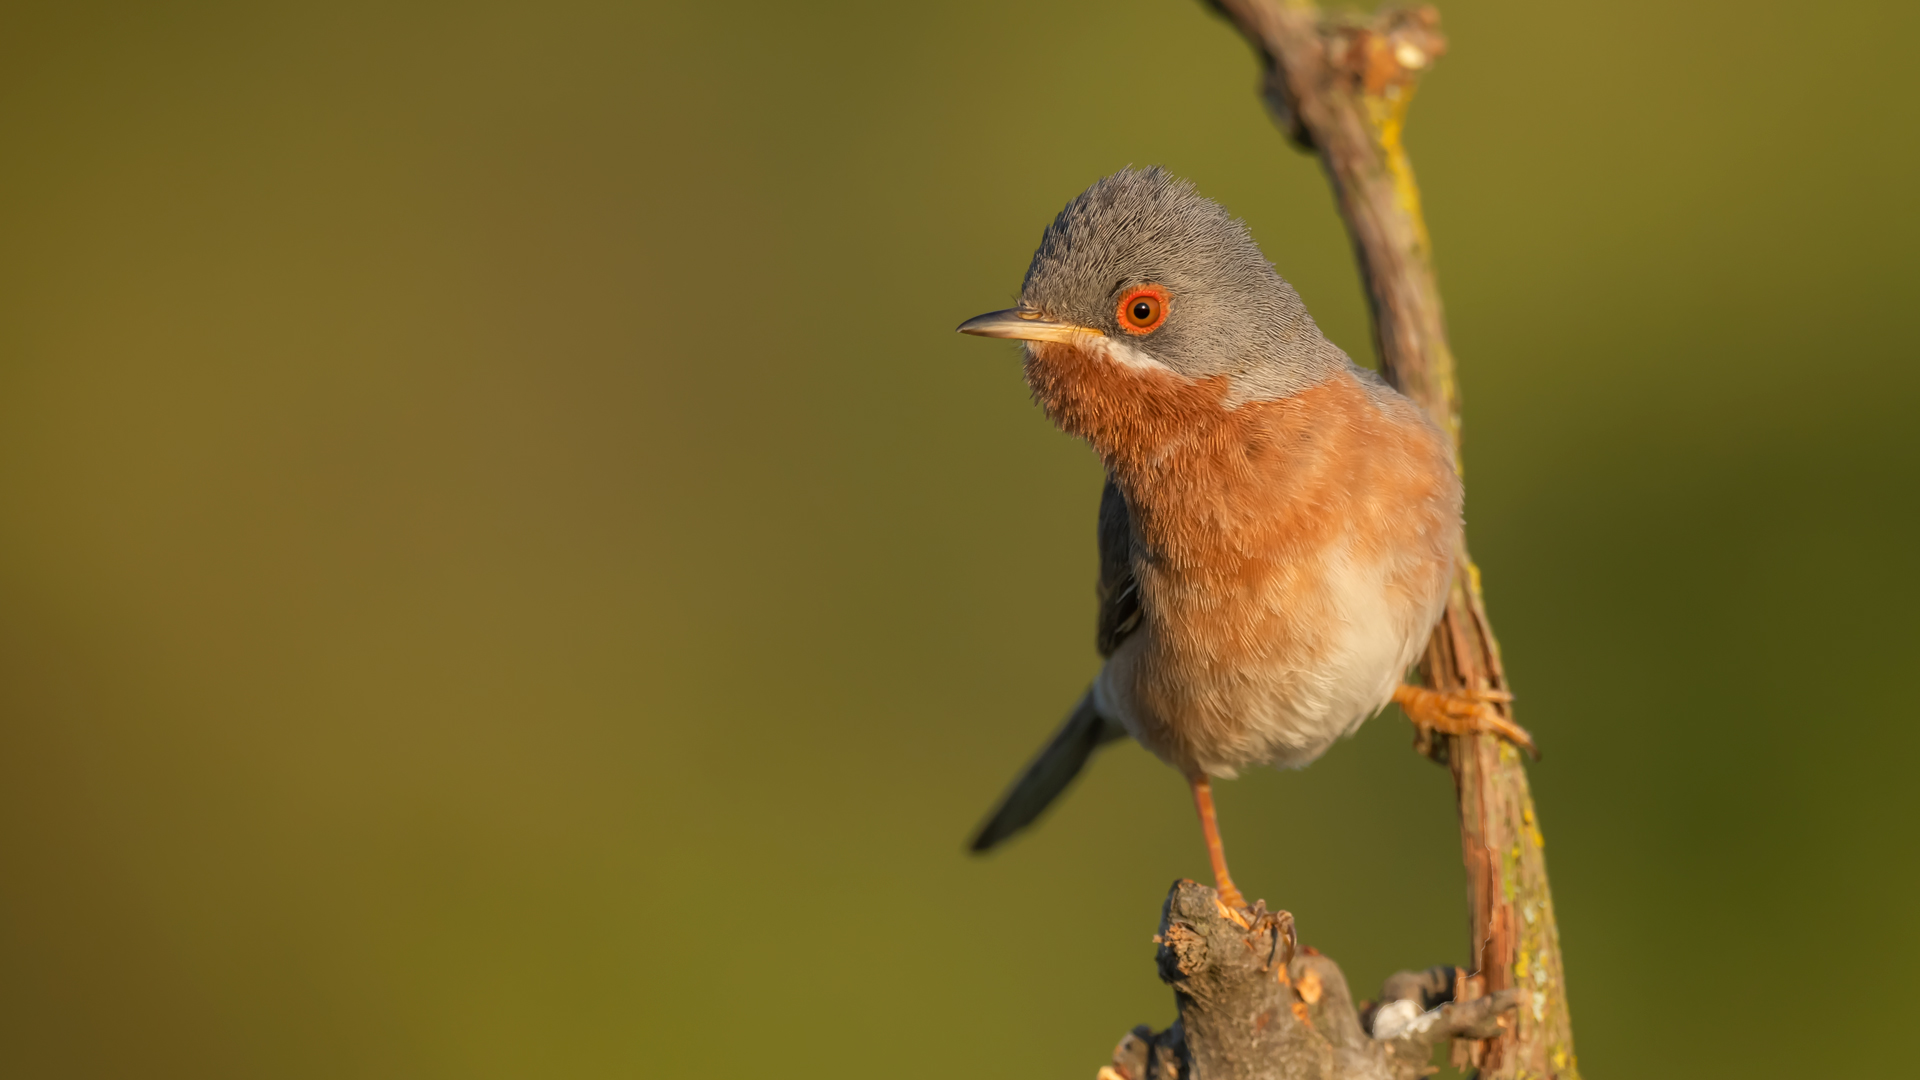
1116, 285, 1170, 335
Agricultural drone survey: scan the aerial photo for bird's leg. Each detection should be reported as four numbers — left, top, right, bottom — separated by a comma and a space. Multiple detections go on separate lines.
1392, 683, 1536, 755
1188, 774, 1249, 916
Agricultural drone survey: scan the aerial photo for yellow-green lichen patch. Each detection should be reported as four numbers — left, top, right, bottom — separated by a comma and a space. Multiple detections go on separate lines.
1363, 84, 1431, 257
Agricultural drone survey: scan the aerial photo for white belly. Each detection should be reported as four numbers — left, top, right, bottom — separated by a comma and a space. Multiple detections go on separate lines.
1094, 544, 1450, 777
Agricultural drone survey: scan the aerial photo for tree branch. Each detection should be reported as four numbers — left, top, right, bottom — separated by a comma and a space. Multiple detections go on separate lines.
1096, 5, 1581, 1077
1100, 882, 1524, 1080
1198, 4, 1578, 1075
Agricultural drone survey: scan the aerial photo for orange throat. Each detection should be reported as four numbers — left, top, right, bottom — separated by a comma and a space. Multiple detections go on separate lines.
1022, 338, 1233, 475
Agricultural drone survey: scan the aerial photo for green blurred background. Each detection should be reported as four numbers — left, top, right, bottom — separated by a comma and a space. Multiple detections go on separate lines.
3, 1, 1915, 1076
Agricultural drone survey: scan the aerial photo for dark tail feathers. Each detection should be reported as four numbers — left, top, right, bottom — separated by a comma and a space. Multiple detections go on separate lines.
968, 690, 1126, 853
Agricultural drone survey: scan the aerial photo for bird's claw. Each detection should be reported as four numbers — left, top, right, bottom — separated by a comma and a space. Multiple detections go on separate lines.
1214, 885, 1252, 927
1393, 683, 1536, 755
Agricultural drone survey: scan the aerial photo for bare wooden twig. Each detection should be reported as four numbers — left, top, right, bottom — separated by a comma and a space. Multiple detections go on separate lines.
1101, 5, 1578, 1078
1193, 3, 1580, 1076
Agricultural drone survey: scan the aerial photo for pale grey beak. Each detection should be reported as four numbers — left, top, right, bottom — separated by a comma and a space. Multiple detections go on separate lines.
956, 308, 1096, 345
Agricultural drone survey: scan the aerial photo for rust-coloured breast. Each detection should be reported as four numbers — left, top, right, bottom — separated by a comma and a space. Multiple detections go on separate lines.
1027, 338, 1461, 774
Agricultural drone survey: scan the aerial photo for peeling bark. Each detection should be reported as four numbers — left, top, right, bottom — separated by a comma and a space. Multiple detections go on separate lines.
1101, 881, 1521, 1080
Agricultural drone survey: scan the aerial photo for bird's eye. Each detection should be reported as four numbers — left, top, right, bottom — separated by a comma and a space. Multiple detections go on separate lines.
1116, 286, 1169, 335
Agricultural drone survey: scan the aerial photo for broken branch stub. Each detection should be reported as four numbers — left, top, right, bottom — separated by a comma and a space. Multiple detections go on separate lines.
1103, 881, 1519, 1080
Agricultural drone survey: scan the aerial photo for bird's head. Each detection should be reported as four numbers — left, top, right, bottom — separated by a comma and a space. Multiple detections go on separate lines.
959, 167, 1349, 407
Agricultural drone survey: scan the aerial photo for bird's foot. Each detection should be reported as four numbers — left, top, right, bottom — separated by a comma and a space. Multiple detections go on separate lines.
1393, 683, 1536, 755
1214, 881, 1251, 927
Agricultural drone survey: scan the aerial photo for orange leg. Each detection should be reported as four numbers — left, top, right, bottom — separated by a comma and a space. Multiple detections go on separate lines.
1188, 774, 1248, 913
1392, 683, 1536, 755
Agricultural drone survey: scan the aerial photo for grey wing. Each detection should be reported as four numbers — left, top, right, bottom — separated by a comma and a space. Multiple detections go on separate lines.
969, 474, 1134, 853
1095, 474, 1143, 658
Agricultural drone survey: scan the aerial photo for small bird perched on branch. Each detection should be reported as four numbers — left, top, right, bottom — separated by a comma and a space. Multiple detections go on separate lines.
959, 168, 1529, 910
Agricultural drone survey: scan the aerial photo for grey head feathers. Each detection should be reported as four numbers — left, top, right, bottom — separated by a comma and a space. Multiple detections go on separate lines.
1019, 167, 1353, 402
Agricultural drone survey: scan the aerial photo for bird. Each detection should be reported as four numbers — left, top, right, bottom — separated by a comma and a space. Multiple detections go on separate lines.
957, 167, 1530, 911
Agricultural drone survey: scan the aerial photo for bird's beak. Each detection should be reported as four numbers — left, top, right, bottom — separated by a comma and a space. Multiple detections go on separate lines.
956, 308, 1095, 345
